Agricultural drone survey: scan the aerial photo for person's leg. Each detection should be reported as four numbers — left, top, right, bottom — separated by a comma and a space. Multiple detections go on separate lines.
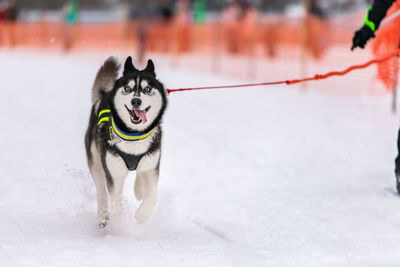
137, 26, 148, 64
395, 128, 400, 193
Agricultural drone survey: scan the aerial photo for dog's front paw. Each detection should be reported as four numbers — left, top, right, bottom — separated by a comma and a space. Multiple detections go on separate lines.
135, 203, 155, 224
98, 221, 108, 228
97, 210, 110, 228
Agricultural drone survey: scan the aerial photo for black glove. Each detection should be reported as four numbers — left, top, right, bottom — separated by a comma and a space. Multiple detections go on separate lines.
351, 25, 375, 51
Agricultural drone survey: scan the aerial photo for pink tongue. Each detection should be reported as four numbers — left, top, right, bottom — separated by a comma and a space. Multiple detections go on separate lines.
133, 109, 147, 124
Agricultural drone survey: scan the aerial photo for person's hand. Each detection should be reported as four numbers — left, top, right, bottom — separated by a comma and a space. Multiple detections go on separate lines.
351, 25, 375, 51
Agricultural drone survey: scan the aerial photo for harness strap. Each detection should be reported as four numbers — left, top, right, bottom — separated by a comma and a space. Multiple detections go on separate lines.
97, 109, 110, 124
114, 149, 144, 171
96, 97, 154, 171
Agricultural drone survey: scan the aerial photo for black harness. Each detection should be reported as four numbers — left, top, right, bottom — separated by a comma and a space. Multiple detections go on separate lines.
114, 150, 143, 171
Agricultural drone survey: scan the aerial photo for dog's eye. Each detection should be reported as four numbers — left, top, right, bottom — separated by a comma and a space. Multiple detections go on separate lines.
124, 86, 132, 93
144, 87, 151, 93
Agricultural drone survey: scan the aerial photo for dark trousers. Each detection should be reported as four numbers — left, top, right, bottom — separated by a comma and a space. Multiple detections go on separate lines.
396, 128, 400, 173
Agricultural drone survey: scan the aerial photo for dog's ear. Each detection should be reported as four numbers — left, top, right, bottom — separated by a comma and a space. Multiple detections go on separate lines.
144, 59, 155, 76
123, 56, 138, 75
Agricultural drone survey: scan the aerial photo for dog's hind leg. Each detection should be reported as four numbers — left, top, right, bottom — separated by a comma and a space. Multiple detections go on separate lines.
135, 151, 160, 224
89, 143, 109, 227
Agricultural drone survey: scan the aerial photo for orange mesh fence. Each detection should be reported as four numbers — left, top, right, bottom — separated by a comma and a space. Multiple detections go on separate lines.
372, 2, 400, 91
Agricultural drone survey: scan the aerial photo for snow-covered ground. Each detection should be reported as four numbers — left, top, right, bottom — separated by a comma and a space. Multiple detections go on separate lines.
1, 51, 400, 266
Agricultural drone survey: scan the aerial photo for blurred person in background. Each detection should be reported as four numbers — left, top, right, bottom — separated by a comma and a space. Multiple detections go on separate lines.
173, 0, 191, 53
61, 0, 79, 52
193, 0, 206, 23
0, 0, 18, 46
158, 0, 173, 23
237, 0, 252, 20
129, 0, 155, 64
351, 0, 400, 192
238, 0, 258, 55
308, 0, 325, 18
222, 0, 257, 55
151, 0, 174, 52
305, 0, 328, 59
0, 0, 17, 21
222, 0, 241, 53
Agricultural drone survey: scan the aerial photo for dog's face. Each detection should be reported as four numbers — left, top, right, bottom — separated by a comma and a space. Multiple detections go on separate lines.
111, 57, 167, 133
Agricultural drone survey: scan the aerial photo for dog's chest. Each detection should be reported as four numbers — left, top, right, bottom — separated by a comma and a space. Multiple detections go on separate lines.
115, 131, 155, 155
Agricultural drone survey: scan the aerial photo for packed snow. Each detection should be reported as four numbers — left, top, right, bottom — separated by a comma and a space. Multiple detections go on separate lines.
1, 51, 400, 266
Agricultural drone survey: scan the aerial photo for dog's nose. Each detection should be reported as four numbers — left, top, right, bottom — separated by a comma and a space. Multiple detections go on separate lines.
131, 98, 142, 108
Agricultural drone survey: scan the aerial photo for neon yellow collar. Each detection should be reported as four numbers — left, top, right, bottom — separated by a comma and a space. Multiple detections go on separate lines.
110, 117, 154, 141
97, 109, 154, 142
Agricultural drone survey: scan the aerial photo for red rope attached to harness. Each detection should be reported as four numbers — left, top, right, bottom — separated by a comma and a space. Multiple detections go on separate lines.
166, 49, 400, 94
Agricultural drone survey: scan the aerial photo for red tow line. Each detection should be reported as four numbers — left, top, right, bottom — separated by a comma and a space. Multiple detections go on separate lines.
166, 49, 400, 95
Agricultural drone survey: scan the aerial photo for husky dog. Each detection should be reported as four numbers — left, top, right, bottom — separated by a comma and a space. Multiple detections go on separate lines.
85, 56, 167, 227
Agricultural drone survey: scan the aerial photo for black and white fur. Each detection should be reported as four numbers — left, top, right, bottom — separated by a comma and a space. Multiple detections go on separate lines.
85, 56, 167, 227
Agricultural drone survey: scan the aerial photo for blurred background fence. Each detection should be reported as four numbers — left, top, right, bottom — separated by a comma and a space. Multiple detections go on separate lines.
0, 6, 360, 55
0, 0, 393, 97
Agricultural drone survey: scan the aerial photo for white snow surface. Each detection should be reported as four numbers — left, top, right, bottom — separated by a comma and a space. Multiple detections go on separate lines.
1, 52, 400, 266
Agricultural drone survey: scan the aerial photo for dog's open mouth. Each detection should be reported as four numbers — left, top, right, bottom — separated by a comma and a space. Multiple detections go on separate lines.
125, 105, 150, 124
